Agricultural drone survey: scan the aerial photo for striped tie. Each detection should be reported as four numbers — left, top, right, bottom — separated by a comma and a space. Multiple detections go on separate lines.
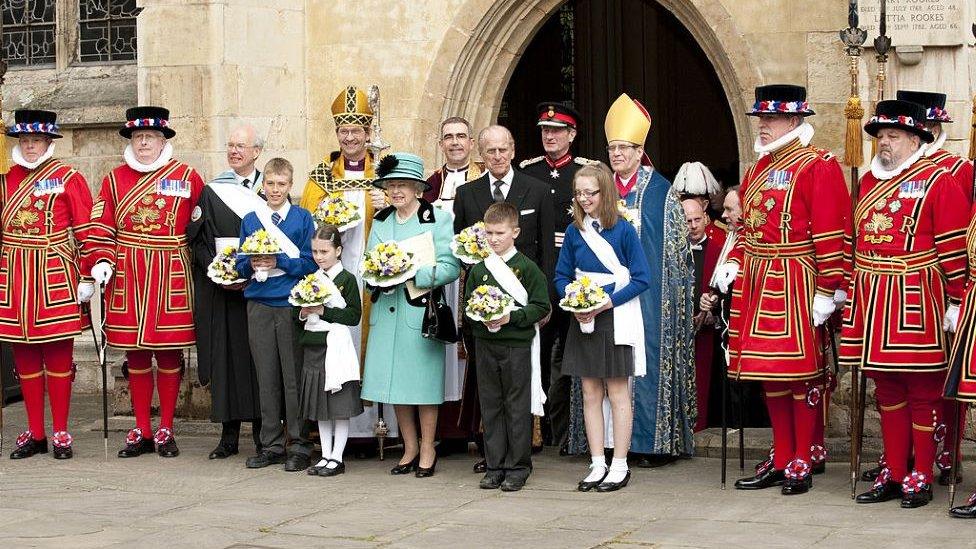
271, 212, 282, 225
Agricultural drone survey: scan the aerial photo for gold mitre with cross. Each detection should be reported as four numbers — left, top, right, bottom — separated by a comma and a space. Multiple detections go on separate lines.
331, 86, 374, 128
604, 93, 652, 145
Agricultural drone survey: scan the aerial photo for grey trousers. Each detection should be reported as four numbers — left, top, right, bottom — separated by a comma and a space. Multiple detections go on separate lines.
247, 301, 312, 457
475, 339, 532, 481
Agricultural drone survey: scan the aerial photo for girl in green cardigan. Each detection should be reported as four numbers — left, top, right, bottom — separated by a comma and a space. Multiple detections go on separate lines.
298, 225, 364, 477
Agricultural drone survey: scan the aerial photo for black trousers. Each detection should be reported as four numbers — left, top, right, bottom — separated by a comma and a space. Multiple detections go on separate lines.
475, 339, 532, 481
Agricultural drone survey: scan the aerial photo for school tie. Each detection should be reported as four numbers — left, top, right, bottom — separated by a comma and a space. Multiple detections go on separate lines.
271, 212, 282, 225
241, 178, 250, 189
492, 180, 505, 202
591, 220, 601, 233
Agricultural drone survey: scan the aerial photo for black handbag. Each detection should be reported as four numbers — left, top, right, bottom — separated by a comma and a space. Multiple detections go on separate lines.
421, 266, 459, 344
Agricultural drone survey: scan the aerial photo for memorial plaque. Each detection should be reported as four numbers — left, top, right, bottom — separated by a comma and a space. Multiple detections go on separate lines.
859, 0, 969, 47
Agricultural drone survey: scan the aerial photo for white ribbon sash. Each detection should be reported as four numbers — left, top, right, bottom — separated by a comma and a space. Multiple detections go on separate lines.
577, 219, 646, 377
210, 181, 265, 221
484, 253, 546, 416
303, 267, 360, 392
252, 204, 301, 278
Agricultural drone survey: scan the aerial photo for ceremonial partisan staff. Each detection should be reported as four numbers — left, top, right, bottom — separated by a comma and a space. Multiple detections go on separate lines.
839, 0, 868, 500
85, 284, 110, 458
0, 46, 8, 455
710, 226, 740, 488
366, 84, 391, 460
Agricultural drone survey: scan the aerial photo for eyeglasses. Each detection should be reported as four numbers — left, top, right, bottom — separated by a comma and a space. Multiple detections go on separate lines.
606, 144, 638, 154
574, 189, 600, 198
226, 143, 255, 152
337, 127, 366, 138
441, 133, 469, 142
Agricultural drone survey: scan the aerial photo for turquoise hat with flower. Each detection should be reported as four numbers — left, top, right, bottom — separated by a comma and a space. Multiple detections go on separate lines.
372, 152, 430, 191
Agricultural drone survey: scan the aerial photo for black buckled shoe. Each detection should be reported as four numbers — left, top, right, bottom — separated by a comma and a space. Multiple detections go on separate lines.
209, 443, 239, 460
10, 431, 48, 459
154, 428, 180, 458
118, 429, 155, 458
950, 494, 976, 518
901, 488, 933, 508
51, 431, 73, 460
782, 476, 812, 495
595, 470, 631, 492
734, 468, 785, 490
321, 460, 345, 477
900, 472, 933, 509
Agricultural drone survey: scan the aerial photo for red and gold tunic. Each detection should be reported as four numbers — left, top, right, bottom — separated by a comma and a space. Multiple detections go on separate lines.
839, 158, 969, 373
945, 203, 976, 400
727, 139, 850, 381
928, 148, 973, 204
88, 160, 204, 349
0, 160, 94, 343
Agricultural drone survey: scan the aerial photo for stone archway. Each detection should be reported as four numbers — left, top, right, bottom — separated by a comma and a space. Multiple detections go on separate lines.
416, 0, 763, 175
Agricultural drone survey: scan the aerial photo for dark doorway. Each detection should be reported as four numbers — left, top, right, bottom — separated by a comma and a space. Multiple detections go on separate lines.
499, 0, 739, 188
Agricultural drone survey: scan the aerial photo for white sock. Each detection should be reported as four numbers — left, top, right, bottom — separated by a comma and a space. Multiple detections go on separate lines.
317, 420, 334, 461
604, 457, 629, 483
314, 458, 330, 468
329, 419, 349, 465
584, 455, 608, 482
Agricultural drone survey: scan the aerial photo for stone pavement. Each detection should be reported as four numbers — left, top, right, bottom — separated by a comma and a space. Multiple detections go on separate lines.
1, 396, 974, 549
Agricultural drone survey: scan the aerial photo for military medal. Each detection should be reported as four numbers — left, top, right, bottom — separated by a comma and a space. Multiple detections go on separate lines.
550, 169, 559, 179
157, 178, 191, 198
33, 177, 64, 196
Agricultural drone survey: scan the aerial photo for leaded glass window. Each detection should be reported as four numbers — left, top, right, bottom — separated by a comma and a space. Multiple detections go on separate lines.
78, 0, 139, 63
2, 0, 57, 67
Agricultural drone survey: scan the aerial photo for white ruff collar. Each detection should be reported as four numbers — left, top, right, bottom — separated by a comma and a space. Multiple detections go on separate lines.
12, 142, 55, 170
870, 146, 926, 180
923, 129, 947, 158
754, 122, 815, 156
124, 142, 173, 173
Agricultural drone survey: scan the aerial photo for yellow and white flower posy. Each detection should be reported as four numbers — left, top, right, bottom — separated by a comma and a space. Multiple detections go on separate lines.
207, 245, 246, 285
313, 192, 363, 232
239, 229, 282, 282
559, 275, 611, 333
451, 222, 492, 265
360, 241, 417, 288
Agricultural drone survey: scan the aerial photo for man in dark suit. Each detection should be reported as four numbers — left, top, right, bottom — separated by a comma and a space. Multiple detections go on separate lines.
452, 124, 555, 473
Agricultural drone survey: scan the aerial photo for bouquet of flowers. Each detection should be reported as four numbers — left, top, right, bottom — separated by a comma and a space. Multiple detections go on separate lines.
465, 285, 517, 333
618, 199, 640, 229
313, 192, 362, 232
451, 221, 491, 264
288, 272, 335, 308
361, 241, 417, 288
239, 229, 282, 282
207, 244, 246, 285
559, 275, 611, 333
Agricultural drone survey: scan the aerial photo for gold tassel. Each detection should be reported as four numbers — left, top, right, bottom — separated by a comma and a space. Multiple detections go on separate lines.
969, 93, 976, 160
843, 95, 865, 168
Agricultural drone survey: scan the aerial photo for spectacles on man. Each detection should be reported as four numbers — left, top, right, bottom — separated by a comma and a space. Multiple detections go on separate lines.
574, 189, 600, 198
606, 144, 638, 154
226, 143, 255, 152
441, 133, 469, 142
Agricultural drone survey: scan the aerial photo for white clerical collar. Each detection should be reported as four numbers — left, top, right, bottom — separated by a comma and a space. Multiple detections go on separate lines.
690, 235, 707, 250
12, 142, 55, 170
499, 247, 518, 262
269, 200, 291, 220
754, 122, 815, 156
923, 129, 947, 158
324, 262, 344, 280
124, 142, 174, 173
445, 163, 469, 173
870, 145, 927, 180
234, 169, 257, 186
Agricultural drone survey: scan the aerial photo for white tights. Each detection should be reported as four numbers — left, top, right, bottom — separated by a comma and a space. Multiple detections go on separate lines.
314, 419, 350, 469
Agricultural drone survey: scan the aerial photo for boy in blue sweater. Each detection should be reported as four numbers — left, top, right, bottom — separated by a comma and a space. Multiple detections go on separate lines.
236, 157, 318, 471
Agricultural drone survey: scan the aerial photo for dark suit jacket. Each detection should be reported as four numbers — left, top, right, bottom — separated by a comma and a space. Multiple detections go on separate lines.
453, 170, 556, 289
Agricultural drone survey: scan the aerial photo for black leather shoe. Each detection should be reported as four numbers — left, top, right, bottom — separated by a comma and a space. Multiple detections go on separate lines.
51, 432, 73, 460
157, 438, 180, 458
950, 498, 976, 518
472, 459, 487, 474
307, 464, 324, 476
595, 471, 631, 492
901, 488, 933, 509
10, 435, 48, 459
283, 453, 311, 472
860, 465, 883, 482
812, 462, 826, 475
321, 460, 346, 477
734, 468, 785, 490
939, 468, 962, 486
118, 430, 155, 458
415, 457, 437, 478
391, 456, 419, 475
501, 477, 526, 492
245, 450, 286, 469
578, 467, 608, 492
53, 445, 73, 460
781, 475, 812, 495
480, 473, 504, 489
855, 481, 902, 504
209, 444, 239, 460
635, 454, 677, 468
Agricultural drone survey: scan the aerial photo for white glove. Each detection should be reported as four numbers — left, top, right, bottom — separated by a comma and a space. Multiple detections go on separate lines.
369, 188, 387, 210
712, 262, 739, 294
833, 288, 848, 310
812, 294, 835, 327
91, 262, 114, 284
943, 304, 960, 333
77, 282, 95, 304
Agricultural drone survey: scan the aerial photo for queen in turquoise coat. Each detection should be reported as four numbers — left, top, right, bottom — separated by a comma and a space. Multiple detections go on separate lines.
361, 152, 460, 475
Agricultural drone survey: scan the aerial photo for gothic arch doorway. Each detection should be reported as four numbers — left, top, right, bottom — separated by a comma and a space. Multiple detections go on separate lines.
499, 0, 739, 187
